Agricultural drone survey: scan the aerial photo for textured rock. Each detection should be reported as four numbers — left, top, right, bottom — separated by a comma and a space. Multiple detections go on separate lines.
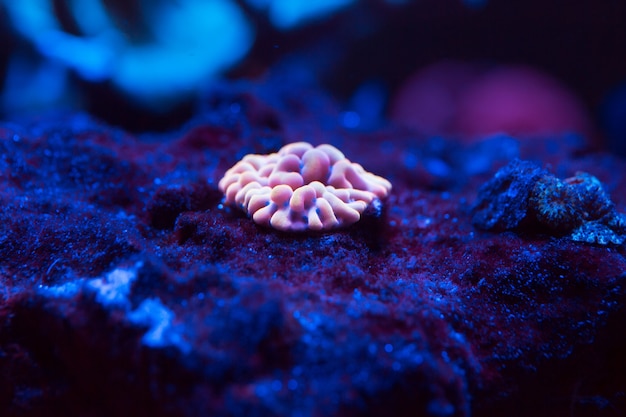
1, 80, 625, 417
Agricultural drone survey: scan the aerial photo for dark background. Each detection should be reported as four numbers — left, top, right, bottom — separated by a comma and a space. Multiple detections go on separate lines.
1, 0, 625, 139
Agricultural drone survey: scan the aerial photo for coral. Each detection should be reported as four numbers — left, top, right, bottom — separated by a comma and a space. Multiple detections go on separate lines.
529, 175, 583, 232
607, 211, 626, 232
472, 159, 547, 231
571, 221, 625, 245
563, 171, 614, 220
2, 0, 253, 104
473, 160, 626, 245
218, 142, 392, 231
390, 63, 592, 141
530, 171, 619, 236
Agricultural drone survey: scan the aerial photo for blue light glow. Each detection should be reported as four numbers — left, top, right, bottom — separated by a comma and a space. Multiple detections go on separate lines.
2, 0, 254, 106
247, 0, 356, 29
68, 0, 113, 35
2, 0, 58, 37
113, 0, 253, 102
1, 56, 69, 114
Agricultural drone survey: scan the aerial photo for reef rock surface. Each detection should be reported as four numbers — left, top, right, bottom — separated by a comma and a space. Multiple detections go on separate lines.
0, 78, 625, 417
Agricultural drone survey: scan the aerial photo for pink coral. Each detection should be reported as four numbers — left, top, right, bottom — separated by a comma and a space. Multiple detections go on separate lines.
218, 142, 392, 231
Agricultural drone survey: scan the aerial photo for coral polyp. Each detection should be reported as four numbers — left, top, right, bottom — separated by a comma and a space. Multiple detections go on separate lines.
529, 175, 583, 232
218, 142, 392, 231
563, 172, 614, 220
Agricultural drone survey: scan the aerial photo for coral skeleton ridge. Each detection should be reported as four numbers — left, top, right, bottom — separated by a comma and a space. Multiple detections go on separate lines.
219, 142, 392, 231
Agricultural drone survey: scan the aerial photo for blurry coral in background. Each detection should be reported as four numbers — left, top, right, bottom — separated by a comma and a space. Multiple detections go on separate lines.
390, 62, 593, 142
0, 0, 364, 128
1, 0, 253, 110
245, 0, 356, 29
455, 66, 592, 140
1, 0, 626, 154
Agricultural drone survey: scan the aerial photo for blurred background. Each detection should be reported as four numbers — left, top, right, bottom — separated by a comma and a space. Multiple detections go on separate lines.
1, 0, 625, 154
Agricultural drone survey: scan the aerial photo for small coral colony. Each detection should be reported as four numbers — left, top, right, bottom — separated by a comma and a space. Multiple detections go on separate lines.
472, 159, 626, 245
219, 142, 391, 231
219, 142, 625, 244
